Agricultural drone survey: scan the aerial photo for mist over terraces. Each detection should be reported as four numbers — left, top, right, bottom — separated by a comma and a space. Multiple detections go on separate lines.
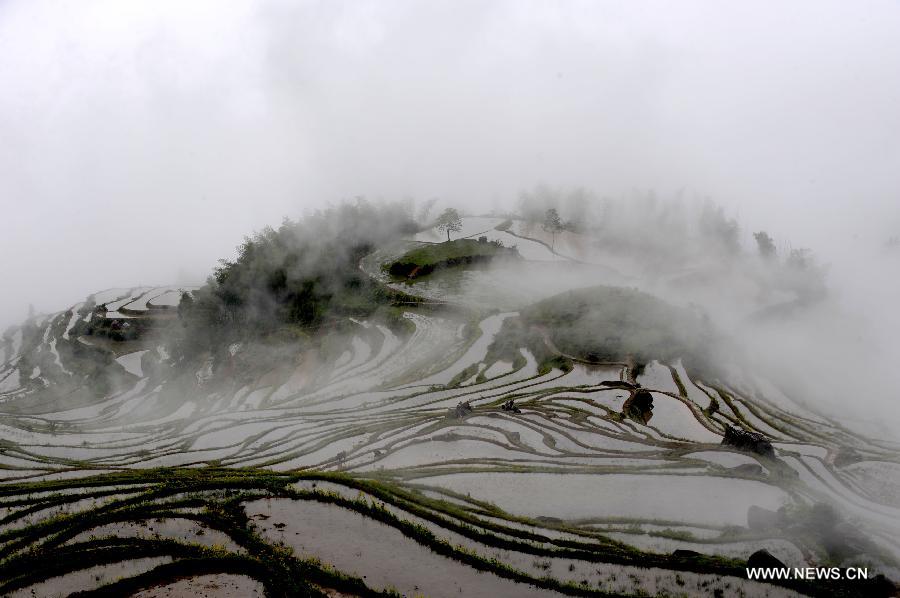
0, 199, 897, 597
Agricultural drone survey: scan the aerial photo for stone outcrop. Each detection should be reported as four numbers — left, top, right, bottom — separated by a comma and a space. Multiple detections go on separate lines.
623, 389, 654, 424
722, 425, 774, 457
747, 549, 785, 569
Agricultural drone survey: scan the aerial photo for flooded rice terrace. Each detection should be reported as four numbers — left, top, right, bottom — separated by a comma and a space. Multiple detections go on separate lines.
0, 219, 898, 597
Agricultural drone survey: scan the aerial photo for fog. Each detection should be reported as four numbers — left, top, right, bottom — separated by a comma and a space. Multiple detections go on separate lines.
2, 1, 899, 426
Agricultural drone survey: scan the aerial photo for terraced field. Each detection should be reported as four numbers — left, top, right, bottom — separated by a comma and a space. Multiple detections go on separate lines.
1, 223, 898, 597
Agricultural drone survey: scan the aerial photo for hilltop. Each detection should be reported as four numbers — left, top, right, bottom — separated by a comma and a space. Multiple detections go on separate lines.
384, 237, 521, 280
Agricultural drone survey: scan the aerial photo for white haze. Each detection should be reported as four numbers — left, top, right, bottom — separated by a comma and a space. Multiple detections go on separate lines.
1, 1, 899, 427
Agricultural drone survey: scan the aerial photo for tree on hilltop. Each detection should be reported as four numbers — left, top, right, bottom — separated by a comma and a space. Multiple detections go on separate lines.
542, 208, 563, 250
436, 208, 462, 242
753, 231, 777, 259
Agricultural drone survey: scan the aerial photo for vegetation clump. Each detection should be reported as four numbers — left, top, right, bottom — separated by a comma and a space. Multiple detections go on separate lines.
623, 389, 654, 424
501, 399, 521, 413
171, 201, 419, 356
447, 400, 474, 419
492, 286, 716, 375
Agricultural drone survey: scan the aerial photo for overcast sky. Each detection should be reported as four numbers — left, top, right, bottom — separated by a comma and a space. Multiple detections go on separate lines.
1, 0, 899, 327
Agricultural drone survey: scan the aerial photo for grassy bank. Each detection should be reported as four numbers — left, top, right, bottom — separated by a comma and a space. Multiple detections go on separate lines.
385, 238, 520, 280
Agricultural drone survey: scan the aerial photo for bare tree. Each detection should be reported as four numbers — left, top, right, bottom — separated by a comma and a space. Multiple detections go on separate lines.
436, 208, 462, 242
